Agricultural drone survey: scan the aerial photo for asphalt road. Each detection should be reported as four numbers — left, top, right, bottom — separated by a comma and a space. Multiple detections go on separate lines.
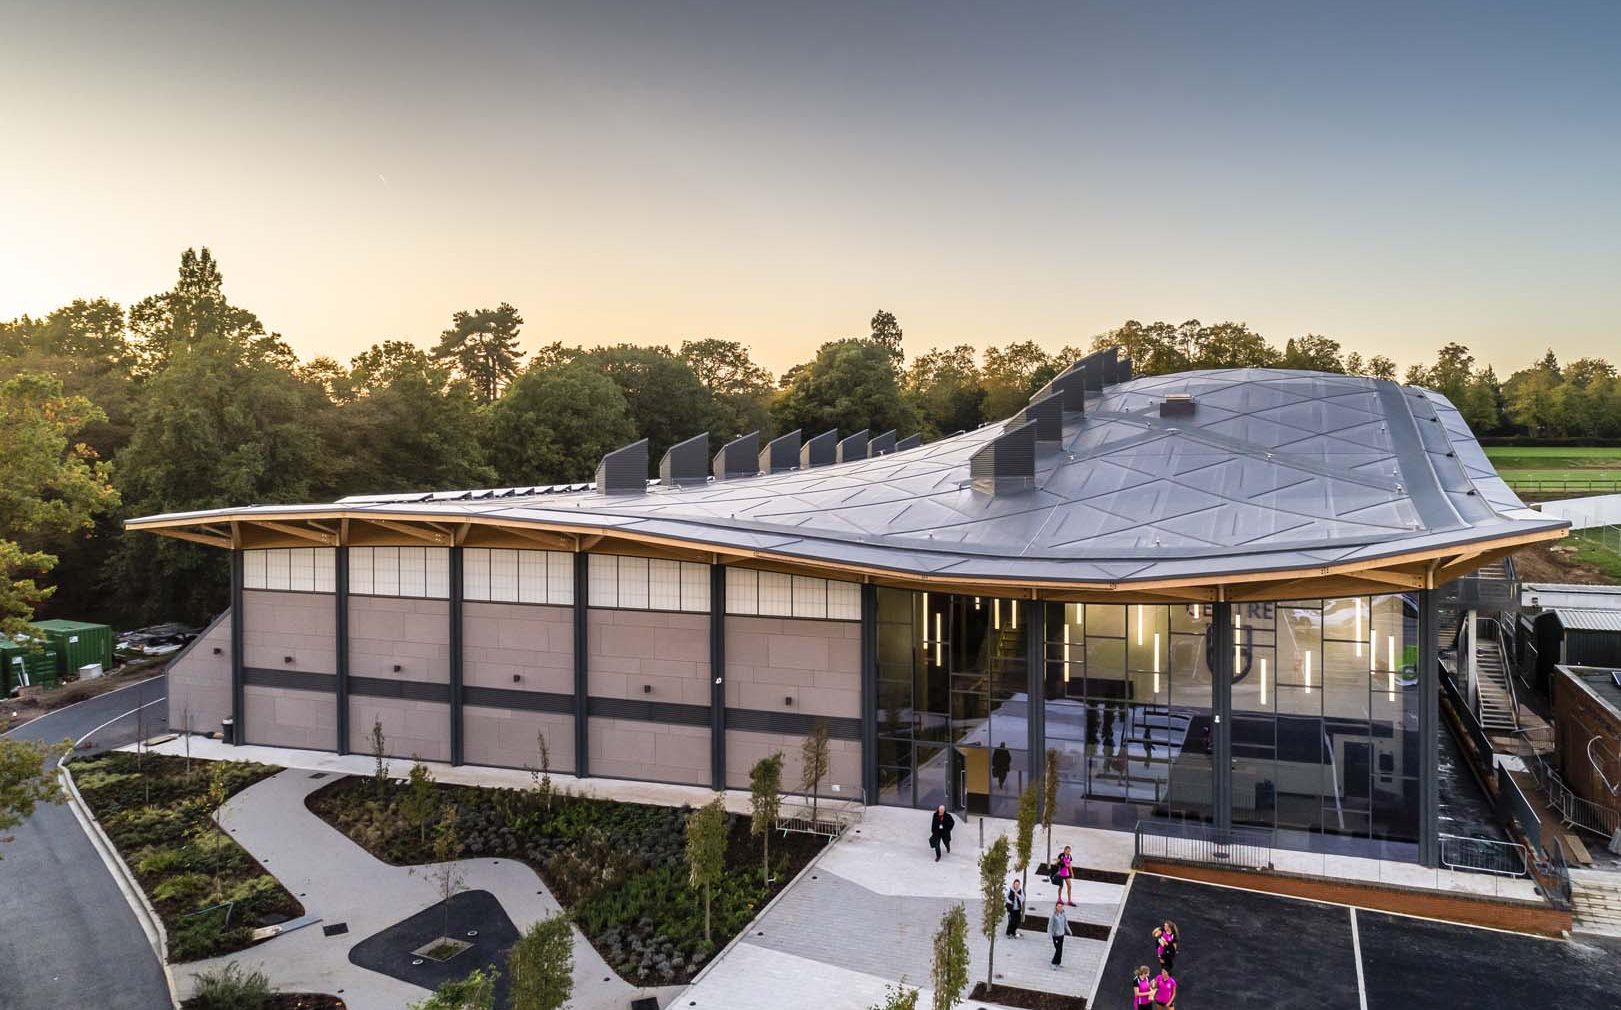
0, 675, 172, 1010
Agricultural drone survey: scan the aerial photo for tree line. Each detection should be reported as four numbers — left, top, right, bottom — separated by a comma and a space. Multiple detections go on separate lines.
3, 247, 1614, 628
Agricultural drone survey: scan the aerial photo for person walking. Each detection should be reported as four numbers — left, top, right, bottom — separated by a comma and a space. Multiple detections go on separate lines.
1152, 967, 1178, 1009
1047, 899, 1068, 969
1152, 920, 1179, 973
1055, 844, 1075, 906
1131, 966, 1155, 1009
929, 804, 955, 861
992, 742, 1011, 789
1004, 878, 1025, 938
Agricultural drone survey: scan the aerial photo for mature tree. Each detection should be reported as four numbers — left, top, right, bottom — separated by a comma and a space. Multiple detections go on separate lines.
980, 340, 1057, 421
1365, 354, 1397, 380
979, 835, 1010, 993
680, 338, 774, 439
930, 904, 969, 1010
128, 248, 280, 375
870, 309, 904, 359
507, 914, 573, 1010
486, 361, 637, 484
112, 334, 332, 622
528, 340, 580, 372
1, 738, 68, 853
579, 345, 719, 462
1014, 781, 1038, 896
906, 345, 984, 437
1091, 320, 1195, 376
772, 339, 920, 439
432, 303, 525, 404
332, 343, 494, 495
0, 298, 136, 454
749, 752, 784, 886
1280, 334, 1345, 373
409, 967, 499, 1010
800, 719, 831, 822
1190, 321, 1278, 369
0, 373, 119, 636
685, 797, 728, 946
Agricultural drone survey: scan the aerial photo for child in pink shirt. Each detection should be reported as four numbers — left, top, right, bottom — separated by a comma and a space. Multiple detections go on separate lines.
1132, 965, 1155, 1007
1153, 967, 1177, 1008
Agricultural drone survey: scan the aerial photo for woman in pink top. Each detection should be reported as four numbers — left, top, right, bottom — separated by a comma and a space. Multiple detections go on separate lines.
1056, 844, 1075, 906
1152, 967, 1177, 1009
1131, 966, 1155, 1008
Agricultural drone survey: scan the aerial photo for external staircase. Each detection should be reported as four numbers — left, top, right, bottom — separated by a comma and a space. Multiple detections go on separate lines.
1474, 630, 1520, 734
1569, 869, 1621, 937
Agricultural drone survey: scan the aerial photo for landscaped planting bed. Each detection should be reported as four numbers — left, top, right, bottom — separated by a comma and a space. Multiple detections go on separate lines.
307, 775, 826, 985
70, 752, 304, 961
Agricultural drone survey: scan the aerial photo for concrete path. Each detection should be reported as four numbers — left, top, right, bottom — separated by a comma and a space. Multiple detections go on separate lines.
0, 676, 172, 1010
680, 806, 1129, 1010
176, 768, 673, 1010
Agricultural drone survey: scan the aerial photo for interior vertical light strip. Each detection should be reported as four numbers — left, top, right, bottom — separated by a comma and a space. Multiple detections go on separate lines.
1192, 603, 1201, 620
1153, 631, 1162, 695
934, 612, 943, 666
1304, 649, 1313, 693
1355, 598, 1364, 656
1011, 600, 1018, 630
1387, 635, 1397, 701
1136, 605, 1144, 646
993, 598, 1001, 630
920, 592, 929, 658
1260, 657, 1269, 706
1062, 618, 1072, 684
1232, 610, 1242, 677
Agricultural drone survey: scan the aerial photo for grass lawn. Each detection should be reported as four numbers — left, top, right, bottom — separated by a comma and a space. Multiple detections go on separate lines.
1484, 446, 1621, 490
70, 752, 303, 962
1567, 531, 1621, 581
307, 774, 825, 986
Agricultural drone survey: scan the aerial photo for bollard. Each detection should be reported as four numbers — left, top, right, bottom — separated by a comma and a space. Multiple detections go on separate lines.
979, 816, 984, 850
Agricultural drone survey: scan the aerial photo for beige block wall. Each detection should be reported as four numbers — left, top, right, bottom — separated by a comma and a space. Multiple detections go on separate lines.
348, 696, 451, 762
464, 602, 572, 693
243, 590, 337, 673
725, 616, 860, 717
724, 729, 862, 795
350, 595, 451, 683
588, 609, 710, 707
244, 683, 336, 750
168, 613, 232, 735
463, 705, 576, 773
588, 716, 709, 785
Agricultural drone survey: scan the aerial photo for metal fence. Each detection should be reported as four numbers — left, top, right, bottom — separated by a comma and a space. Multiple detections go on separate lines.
1509, 478, 1621, 496
1438, 833, 1531, 877
1574, 524, 1621, 557
1133, 820, 1278, 871
1526, 752, 1621, 841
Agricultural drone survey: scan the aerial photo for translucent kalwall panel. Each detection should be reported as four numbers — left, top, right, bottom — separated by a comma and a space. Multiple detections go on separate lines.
518, 550, 548, 604
398, 547, 427, 597
424, 548, 450, 598
464, 548, 491, 601
826, 580, 861, 620
349, 549, 374, 595
547, 552, 574, 605
680, 562, 710, 613
489, 549, 519, 602
617, 556, 650, 609
588, 554, 618, 607
264, 549, 291, 589
244, 550, 268, 589
373, 547, 401, 596
648, 559, 683, 611
311, 550, 336, 593
726, 568, 759, 615
758, 572, 793, 616
791, 575, 826, 619
288, 549, 315, 592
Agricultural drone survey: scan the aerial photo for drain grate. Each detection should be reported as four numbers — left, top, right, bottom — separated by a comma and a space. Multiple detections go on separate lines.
631, 999, 660, 1010
309, 772, 328, 780
323, 922, 348, 937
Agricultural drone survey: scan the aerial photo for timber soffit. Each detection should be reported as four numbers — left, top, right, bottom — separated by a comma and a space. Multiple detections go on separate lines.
127, 368, 1569, 593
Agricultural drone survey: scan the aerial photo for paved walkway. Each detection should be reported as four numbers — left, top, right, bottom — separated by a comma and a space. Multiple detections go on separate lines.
176, 768, 674, 1010
680, 806, 1130, 1010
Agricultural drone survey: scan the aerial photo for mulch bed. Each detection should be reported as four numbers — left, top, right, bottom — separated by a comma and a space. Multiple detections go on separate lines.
1019, 914, 1111, 941
183, 997, 344, 1010
1034, 862, 1130, 886
968, 982, 1087, 1009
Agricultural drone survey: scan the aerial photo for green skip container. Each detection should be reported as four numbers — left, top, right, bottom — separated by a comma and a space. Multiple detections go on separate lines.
31, 619, 115, 680
1, 637, 61, 693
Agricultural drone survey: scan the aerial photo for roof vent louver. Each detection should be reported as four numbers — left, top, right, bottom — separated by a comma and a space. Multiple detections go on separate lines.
596, 439, 650, 495
1118, 357, 1133, 383
801, 429, 838, 468
760, 429, 802, 473
869, 430, 897, 456
1160, 393, 1195, 418
1078, 350, 1107, 391
1098, 345, 1120, 385
1009, 390, 1063, 443
970, 421, 1038, 496
713, 431, 760, 478
895, 432, 923, 452
1037, 363, 1088, 413
659, 433, 710, 485
835, 429, 869, 463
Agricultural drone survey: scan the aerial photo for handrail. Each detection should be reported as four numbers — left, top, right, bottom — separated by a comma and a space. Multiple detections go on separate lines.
1492, 616, 1520, 730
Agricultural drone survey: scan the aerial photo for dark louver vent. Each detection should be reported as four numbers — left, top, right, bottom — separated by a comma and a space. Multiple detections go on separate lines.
970, 421, 1037, 495
659, 433, 710, 485
895, 433, 923, 452
869, 430, 897, 456
1009, 390, 1063, 443
596, 439, 649, 495
712, 431, 760, 479
1118, 357, 1134, 384
1036, 363, 1087, 413
836, 430, 869, 463
801, 429, 838, 468
760, 429, 802, 473
1160, 393, 1195, 417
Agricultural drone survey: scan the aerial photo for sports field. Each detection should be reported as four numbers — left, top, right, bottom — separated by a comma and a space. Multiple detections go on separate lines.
1483, 446, 1621, 495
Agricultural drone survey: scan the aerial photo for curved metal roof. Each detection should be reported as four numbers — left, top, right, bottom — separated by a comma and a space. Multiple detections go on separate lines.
129, 368, 1567, 591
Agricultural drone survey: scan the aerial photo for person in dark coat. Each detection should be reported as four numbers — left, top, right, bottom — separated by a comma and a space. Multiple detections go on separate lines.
1004, 877, 1025, 938
991, 743, 1012, 789
929, 804, 955, 860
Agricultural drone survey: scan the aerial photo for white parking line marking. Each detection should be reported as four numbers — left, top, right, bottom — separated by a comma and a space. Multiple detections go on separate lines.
1351, 906, 1369, 1010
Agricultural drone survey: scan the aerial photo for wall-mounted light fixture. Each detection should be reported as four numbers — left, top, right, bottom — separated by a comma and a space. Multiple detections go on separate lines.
284, 656, 294, 665
213, 647, 222, 655
512, 674, 522, 683
392, 664, 403, 673
784, 696, 794, 706
643, 683, 652, 694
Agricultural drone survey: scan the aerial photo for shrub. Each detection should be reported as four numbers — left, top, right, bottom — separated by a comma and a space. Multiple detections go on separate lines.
185, 961, 271, 1010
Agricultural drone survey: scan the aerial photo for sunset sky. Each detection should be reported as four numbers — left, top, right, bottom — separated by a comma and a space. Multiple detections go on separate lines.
3, 0, 1618, 375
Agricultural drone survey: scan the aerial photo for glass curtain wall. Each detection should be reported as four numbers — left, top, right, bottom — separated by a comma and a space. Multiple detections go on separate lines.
877, 588, 1029, 816
1042, 603, 1215, 830
1230, 596, 1419, 853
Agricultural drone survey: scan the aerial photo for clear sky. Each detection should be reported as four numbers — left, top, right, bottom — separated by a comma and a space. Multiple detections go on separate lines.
2, 0, 1617, 375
